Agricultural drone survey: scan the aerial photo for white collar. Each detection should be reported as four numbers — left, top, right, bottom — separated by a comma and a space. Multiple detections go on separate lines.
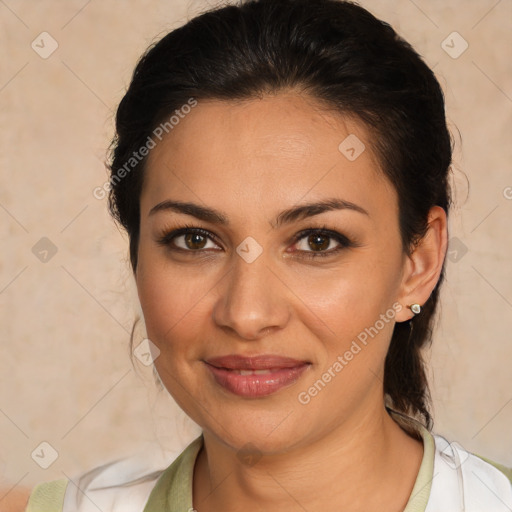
426, 434, 512, 511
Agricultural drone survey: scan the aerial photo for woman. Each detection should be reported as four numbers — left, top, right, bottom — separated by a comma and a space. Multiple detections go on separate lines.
22, 0, 512, 510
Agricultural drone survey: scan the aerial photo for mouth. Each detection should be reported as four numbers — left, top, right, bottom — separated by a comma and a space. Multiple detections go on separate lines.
204, 354, 311, 398
206, 354, 310, 370
222, 368, 286, 375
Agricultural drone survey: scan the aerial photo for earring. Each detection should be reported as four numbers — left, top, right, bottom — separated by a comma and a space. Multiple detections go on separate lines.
407, 303, 422, 315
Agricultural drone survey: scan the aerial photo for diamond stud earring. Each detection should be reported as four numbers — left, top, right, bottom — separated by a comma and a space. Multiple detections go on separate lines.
407, 303, 422, 315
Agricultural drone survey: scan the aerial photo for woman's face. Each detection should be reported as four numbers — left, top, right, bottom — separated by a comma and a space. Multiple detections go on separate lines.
136, 91, 412, 453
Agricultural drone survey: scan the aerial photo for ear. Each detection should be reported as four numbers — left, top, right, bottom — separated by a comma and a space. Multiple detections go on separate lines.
395, 206, 448, 322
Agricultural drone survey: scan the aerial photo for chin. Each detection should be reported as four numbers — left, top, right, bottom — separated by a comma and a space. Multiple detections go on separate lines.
198, 398, 315, 455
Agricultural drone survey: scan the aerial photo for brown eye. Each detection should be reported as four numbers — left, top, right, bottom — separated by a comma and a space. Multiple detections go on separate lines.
306, 233, 331, 252
291, 228, 354, 259
156, 226, 220, 254
183, 232, 208, 250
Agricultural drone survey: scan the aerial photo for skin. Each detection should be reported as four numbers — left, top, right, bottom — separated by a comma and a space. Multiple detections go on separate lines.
0, 486, 30, 512
136, 90, 447, 512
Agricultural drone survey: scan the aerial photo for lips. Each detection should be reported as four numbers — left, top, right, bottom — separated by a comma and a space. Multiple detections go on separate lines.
206, 354, 308, 370
204, 354, 310, 397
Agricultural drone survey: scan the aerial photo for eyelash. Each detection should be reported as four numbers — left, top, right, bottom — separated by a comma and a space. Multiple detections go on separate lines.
156, 223, 356, 260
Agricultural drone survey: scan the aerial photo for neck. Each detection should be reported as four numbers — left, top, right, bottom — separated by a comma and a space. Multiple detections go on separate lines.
193, 404, 424, 512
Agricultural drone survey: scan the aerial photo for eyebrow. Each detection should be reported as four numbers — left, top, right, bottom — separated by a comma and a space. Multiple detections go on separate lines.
148, 197, 369, 228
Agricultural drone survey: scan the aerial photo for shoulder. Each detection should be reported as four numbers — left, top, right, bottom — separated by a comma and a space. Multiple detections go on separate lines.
427, 433, 512, 511
0, 485, 31, 512
24, 444, 185, 512
24, 479, 68, 512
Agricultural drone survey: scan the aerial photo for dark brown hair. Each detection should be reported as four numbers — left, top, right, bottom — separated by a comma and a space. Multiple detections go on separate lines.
108, 0, 452, 429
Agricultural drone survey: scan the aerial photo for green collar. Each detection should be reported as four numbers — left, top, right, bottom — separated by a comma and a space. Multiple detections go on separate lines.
143, 434, 203, 512
396, 412, 435, 512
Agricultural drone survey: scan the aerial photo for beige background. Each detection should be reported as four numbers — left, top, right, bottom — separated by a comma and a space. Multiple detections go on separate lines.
1, 0, 511, 495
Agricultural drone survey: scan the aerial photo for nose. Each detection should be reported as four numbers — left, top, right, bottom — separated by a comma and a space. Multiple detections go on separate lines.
212, 249, 291, 341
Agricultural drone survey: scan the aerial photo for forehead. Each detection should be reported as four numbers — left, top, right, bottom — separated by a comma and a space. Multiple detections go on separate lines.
141, 92, 395, 220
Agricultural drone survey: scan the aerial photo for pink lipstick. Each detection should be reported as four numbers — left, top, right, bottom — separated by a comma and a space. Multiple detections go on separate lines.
204, 354, 310, 398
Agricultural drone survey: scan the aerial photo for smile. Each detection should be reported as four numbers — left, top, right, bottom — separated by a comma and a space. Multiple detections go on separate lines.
204, 354, 311, 398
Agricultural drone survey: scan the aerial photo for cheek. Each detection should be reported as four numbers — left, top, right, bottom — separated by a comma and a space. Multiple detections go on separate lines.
136, 254, 215, 413
136, 248, 210, 355
293, 270, 400, 414
309, 288, 395, 379
292, 253, 402, 333
288, 252, 404, 384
